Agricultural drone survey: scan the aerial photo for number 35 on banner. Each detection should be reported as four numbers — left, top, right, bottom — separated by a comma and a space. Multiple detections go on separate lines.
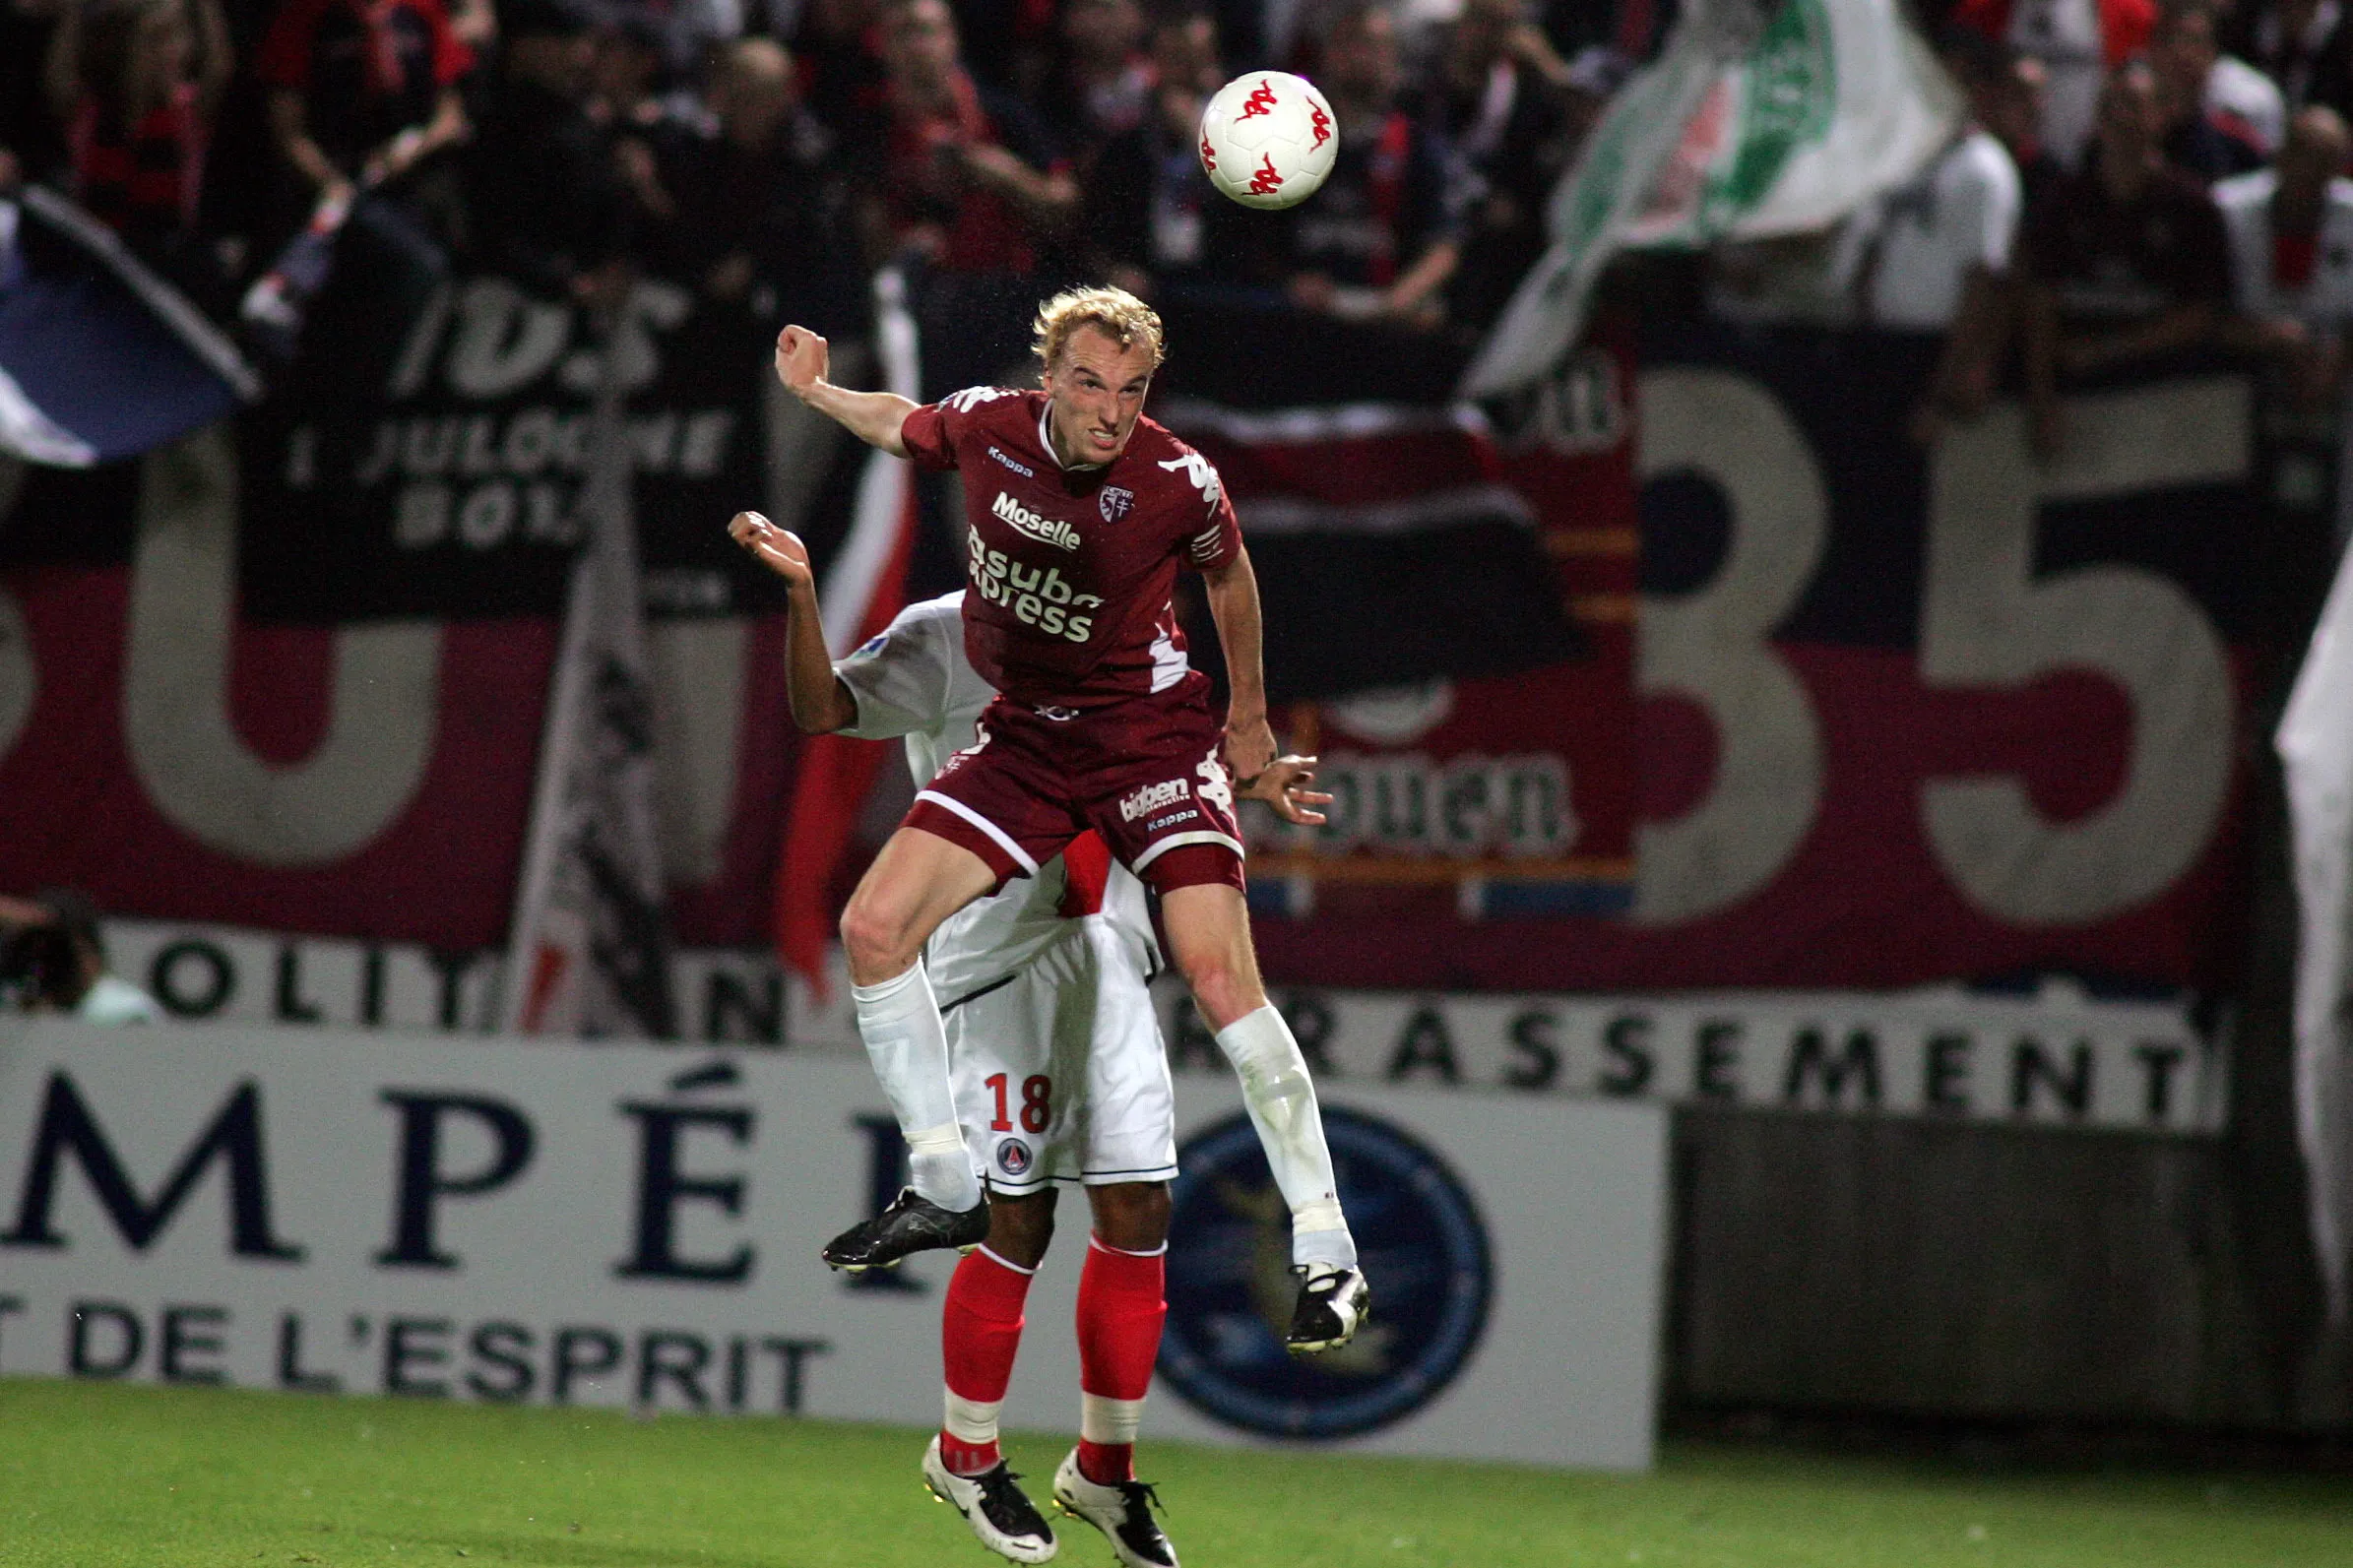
1634, 369, 2240, 929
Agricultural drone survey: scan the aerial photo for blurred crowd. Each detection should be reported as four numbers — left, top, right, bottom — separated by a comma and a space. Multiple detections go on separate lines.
1716, 0, 2353, 455
2, 0, 2351, 429
0, 0, 1648, 369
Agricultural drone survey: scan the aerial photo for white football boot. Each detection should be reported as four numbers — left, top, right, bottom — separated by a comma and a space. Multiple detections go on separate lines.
1051, 1448, 1178, 1568
922, 1436, 1057, 1563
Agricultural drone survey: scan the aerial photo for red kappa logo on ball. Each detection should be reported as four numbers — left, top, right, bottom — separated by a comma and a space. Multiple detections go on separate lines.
1240, 79, 1279, 118
1247, 154, 1284, 195
1309, 103, 1332, 148
1199, 132, 1216, 169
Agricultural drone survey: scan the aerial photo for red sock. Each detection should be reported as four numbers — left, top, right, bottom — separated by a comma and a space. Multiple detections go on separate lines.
939, 1246, 1034, 1475
1075, 1236, 1166, 1484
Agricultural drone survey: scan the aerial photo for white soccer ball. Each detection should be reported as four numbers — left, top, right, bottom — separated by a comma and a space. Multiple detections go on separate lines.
1198, 72, 1339, 211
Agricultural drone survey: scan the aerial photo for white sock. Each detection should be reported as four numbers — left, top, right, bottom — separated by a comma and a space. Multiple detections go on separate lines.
1214, 1005, 1358, 1270
852, 966, 980, 1212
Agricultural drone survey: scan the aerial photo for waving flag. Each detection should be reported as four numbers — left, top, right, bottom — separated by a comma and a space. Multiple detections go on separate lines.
774, 267, 923, 998
0, 187, 261, 467
498, 365, 675, 1039
1464, 0, 1960, 398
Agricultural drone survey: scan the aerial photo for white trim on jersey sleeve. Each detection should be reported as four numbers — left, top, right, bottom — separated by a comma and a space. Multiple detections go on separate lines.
834, 592, 964, 741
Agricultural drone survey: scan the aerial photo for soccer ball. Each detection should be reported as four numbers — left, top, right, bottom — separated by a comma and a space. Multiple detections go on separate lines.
1198, 72, 1339, 211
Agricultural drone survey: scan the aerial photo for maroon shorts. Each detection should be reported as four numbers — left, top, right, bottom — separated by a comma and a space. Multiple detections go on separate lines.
907, 678, 1245, 896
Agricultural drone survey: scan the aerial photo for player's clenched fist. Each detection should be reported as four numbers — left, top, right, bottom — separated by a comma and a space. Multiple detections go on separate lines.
728, 511, 814, 592
775, 325, 829, 399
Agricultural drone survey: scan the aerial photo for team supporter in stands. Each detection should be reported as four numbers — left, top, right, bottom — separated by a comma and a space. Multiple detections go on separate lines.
1281, 0, 1470, 330
2023, 58, 2233, 450
1424, 0, 1578, 329
464, 0, 633, 308
2235, 0, 2353, 120
653, 37, 859, 327
1085, 13, 1251, 295
1044, 0, 1158, 155
851, 0, 1076, 273
1953, 0, 2156, 166
765, 288, 1370, 1375
42, 0, 232, 258
258, 0, 472, 213
2216, 106, 2353, 412
1843, 31, 2026, 445
2150, 0, 2281, 178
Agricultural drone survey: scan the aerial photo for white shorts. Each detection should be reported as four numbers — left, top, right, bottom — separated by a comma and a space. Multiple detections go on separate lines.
941, 917, 1176, 1196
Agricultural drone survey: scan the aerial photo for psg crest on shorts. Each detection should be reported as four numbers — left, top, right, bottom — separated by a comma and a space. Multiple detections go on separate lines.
996, 1138, 1033, 1176
1099, 485, 1135, 524
1158, 1104, 1493, 1439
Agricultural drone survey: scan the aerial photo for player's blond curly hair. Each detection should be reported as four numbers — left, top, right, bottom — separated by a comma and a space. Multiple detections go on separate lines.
1032, 286, 1167, 373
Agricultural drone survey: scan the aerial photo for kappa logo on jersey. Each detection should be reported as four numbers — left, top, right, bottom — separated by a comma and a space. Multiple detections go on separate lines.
1159, 1106, 1494, 1440
944, 385, 1017, 413
1100, 485, 1135, 524
967, 530, 1105, 643
1158, 451, 1222, 505
987, 444, 1036, 478
1195, 754, 1234, 813
990, 490, 1083, 551
1119, 777, 1191, 822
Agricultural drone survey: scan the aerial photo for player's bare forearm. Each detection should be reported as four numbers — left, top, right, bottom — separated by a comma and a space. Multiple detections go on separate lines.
784, 587, 858, 734
728, 510, 856, 732
1203, 550, 1276, 781
774, 325, 914, 457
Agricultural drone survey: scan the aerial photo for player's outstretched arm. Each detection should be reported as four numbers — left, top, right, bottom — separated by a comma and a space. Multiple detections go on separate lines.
728, 511, 857, 733
1202, 546, 1278, 783
775, 326, 917, 458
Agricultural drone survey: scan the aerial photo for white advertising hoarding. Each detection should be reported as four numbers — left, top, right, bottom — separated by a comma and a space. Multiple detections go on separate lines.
0, 1019, 1666, 1470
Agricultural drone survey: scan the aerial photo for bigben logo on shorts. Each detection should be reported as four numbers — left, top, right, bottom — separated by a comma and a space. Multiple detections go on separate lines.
966, 526, 1104, 644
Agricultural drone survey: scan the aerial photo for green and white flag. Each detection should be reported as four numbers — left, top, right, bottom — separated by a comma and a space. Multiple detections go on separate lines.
1463, 0, 1961, 399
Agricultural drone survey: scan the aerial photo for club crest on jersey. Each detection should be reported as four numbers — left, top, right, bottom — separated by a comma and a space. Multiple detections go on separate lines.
1119, 778, 1191, 822
1100, 485, 1135, 524
990, 490, 1082, 551
996, 1139, 1033, 1176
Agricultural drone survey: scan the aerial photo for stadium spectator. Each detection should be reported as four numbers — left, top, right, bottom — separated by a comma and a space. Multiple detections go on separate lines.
1952, 0, 2157, 167
2234, 0, 2353, 118
1044, 0, 1158, 154
258, 0, 473, 213
1282, 0, 1470, 330
1084, 12, 1245, 294
2215, 104, 2353, 411
464, 0, 633, 307
849, 0, 1076, 275
1842, 31, 2026, 444
2150, 0, 2280, 178
1978, 36, 2068, 208
2022, 59, 2233, 449
1424, 0, 1578, 330
658, 37, 859, 329
41, 0, 231, 256
0, 891, 163, 1024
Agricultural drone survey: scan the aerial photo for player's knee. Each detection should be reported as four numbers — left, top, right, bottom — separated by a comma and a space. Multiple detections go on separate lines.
838, 896, 914, 981
1178, 955, 1258, 1033
986, 1189, 1056, 1269
1088, 1182, 1171, 1252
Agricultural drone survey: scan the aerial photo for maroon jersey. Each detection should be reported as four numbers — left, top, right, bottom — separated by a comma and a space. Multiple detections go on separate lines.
898, 387, 1241, 707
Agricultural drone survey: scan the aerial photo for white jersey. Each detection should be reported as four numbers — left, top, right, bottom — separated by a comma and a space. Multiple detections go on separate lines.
833, 591, 1160, 1003
2214, 170, 2353, 324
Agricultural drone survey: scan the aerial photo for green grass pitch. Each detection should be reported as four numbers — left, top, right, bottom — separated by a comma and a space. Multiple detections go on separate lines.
4, 1379, 2349, 1567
